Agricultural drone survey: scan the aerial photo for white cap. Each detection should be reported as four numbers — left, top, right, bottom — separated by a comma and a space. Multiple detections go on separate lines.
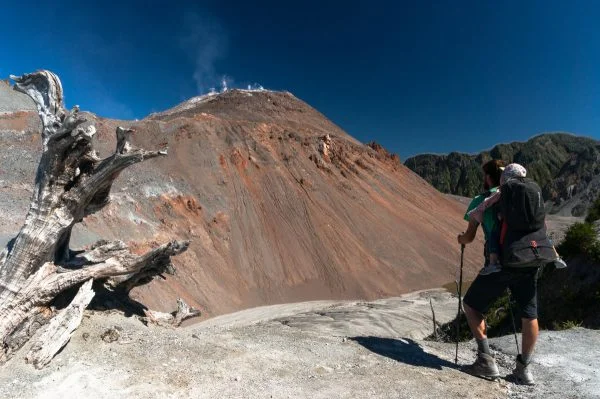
500, 163, 527, 185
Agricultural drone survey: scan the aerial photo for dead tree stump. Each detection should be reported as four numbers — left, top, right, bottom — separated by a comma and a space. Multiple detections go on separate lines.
0, 70, 197, 366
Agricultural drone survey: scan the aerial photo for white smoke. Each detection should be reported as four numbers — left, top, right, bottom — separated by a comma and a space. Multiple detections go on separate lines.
180, 13, 228, 94
179, 13, 266, 95
220, 75, 233, 92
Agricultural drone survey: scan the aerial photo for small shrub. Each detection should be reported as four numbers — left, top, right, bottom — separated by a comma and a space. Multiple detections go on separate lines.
585, 196, 600, 224
427, 290, 515, 342
558, 222, 600, 261
552, 320, 583, 330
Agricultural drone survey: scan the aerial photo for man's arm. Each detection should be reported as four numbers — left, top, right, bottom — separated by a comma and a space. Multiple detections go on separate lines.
458, 219, 478, 245
466, 190, 501, 225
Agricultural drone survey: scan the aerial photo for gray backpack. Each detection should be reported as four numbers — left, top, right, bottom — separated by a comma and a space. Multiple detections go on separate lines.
500, 178, 557, 268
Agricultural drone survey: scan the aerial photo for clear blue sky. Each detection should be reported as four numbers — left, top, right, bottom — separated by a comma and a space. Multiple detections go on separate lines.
1, 0, 599, 159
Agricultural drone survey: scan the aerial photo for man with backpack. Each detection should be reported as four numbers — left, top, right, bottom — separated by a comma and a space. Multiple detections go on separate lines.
457, 162, 559, 385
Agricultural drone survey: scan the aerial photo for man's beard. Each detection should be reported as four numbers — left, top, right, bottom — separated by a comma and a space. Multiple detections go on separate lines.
483, 181, 490, 190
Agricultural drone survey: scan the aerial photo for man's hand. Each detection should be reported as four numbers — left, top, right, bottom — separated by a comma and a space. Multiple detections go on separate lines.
458, 220, 479, 245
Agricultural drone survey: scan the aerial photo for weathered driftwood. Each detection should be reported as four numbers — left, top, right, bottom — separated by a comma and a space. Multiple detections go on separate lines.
25, 279, 95, 369
144, 298, 201, 327
0, 70, 193, 366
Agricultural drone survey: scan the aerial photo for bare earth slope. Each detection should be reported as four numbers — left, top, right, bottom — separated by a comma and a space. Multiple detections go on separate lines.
0, 81, 482, 318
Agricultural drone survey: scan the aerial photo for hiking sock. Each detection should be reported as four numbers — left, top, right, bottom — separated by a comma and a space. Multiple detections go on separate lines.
476, 338, 491, 355
519, 352, 533, 365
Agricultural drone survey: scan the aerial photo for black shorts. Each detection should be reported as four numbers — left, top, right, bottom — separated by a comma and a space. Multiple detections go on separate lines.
463, 267, 539, 319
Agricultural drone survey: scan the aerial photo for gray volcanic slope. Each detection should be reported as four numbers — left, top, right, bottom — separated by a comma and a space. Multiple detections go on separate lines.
0, 81, 482, 318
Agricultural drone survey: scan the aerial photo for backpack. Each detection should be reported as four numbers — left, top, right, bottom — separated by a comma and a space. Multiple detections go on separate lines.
500, 177, 557, 268
500, 177, 545, 231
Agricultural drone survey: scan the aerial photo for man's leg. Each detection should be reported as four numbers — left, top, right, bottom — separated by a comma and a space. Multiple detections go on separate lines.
463, 303, 493, 356
463, 271, 508, 346
461, 274, 507, 378
464, 303, 486, 340
512, 317, 538, 385
521, 317, 539, 362
509, 268, 540, 385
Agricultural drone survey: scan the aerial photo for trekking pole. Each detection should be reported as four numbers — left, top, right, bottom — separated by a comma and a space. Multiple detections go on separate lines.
455, 243, 465, 364
506, 288, 520, 355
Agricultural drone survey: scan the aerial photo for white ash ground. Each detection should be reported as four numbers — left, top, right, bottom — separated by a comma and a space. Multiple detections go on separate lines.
1, 288, 597, 399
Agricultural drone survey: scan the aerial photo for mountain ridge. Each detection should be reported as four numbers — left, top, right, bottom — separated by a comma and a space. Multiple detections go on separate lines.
405, 132, 600, 217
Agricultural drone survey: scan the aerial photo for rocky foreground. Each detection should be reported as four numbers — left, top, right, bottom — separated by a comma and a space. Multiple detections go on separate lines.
0, 289, 597, 399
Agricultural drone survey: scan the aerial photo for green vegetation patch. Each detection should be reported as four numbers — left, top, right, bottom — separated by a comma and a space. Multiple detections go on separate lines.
558, 222, 600, 262
585, 196, 600, 224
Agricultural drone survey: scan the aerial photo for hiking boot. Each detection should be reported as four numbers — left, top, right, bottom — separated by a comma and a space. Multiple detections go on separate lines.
512, 356, 535, 385
462, 352, 500, 379
478, 262, 502, 276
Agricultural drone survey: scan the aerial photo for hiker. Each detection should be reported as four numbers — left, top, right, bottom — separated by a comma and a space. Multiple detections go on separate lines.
466, 164, 566, 271
457, 161, 550, 385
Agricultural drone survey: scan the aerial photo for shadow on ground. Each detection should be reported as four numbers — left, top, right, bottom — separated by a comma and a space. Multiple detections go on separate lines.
350, 336, 458, 370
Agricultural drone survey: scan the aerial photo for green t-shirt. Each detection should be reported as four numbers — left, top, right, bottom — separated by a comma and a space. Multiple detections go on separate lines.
464, 187, 499, 242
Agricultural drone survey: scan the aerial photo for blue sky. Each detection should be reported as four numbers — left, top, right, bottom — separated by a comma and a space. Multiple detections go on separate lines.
1, 0, 599, 159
